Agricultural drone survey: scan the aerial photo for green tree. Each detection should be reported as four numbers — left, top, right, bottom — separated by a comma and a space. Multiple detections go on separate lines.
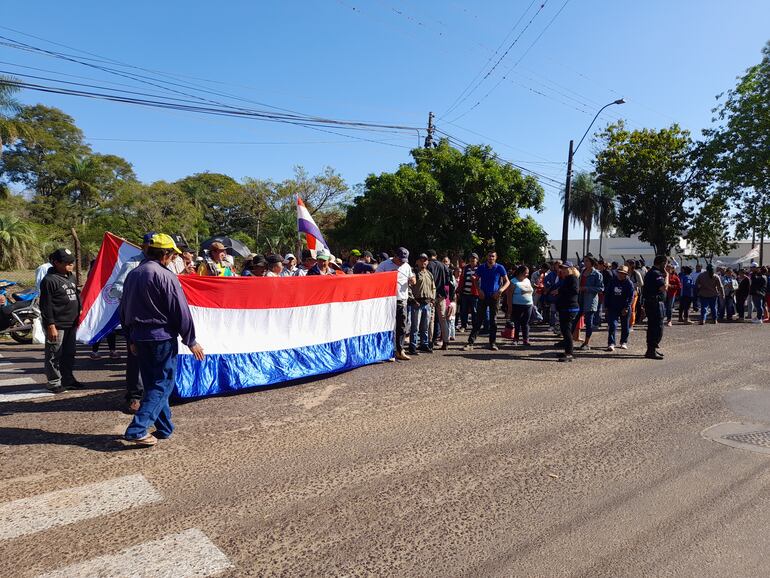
563, 171, 598, 255
594, 122, 693, 256
0, 76, 31, 158
684, 193, 735, 261
700, 41, 770, 263
337, 139, 545, 263
0, 214, 38, 269
595, 184, 616, 257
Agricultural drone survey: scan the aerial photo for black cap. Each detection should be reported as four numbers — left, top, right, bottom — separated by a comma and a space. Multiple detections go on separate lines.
378, 252, 390, 262
51, 248, 75, 263
301, 249, 314, 261
266, 254, 282, 266
363, 250, 373, 259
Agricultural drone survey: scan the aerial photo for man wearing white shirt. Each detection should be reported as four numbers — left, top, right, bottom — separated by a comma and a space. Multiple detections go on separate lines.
376, 247, 416, 361
34, 259, 53, 292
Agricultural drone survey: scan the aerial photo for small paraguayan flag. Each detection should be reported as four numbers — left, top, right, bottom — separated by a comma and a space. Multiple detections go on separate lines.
297, 196, 329, 252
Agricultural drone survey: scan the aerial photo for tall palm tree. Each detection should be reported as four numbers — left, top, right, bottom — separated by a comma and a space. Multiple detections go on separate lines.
0, 75, 29, 157
61, 156, 101, 225
0, 215, 38, 269
562, 172, 598, 256
596, 185, 617, 257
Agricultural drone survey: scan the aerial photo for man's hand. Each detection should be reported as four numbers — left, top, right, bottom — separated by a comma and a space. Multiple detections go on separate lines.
492, 291, 501, 301
46, 325, 58, 342
622, 308, 629, 316
129, 343, 137, 356
0, 294, 6, 306
478, 290, 485, 300
189, 343, 205, 361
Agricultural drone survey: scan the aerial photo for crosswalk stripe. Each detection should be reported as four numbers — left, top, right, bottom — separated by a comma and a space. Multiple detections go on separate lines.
0, 377, 37, 387
0, 390, 55, 402
0, 474, 162, 540
0, 362, 12, 366
0, 367, 23, 373
36, 528, 233, 578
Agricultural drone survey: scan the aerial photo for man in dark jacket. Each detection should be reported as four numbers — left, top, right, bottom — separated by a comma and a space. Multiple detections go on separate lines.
642, 255, 669, 360
605, 266, 634, 351
120, 233, 205, 447
749, 264, 767, 323
426, 249, 455, 350
40, 248, 82, 393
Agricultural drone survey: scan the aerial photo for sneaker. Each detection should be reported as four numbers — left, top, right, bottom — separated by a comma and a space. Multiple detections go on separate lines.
644, 351, 664, 360
90, 351, 100, 360
48, 385, 66, 394
122, 434, 157, 448
699, 320, 705, 325
462, 344, 474, 351
666, 321, 672, 327
395, 351, 411, 361
522, 341, 532, 347
490, 343, 499, 351
605, 345, 615, 352
753, 319, 763, 324
418, 345, 434, 354
66, 380, 85, 390
619, 343, 628, 350
558, 354, 574, 362
578, 343, 591, 351
683, 320, 694, 325
408, 347, 420, 356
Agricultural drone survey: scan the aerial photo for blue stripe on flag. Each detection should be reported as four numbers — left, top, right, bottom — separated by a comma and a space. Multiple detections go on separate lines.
174, 331, 394, 398
88, 308, 121, 346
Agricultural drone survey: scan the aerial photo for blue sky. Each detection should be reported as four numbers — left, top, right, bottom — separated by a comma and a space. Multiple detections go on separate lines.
2, 1, 769, 240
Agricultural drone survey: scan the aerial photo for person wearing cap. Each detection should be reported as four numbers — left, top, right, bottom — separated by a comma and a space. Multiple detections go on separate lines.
282, 254, 298, 276
377, 247, 416, 360
308, 249, 335, 275
641, 255, 669, 360
408, 253, 436, 355
40, 248, 82, 393
120, 233, 204, 447
197, 241, 235, 276
109, 232, 157, 412
343, 250, 361, 274
554, 261, 580, 362
604, 265, 634, 352
295, 249, 317, 276
463, 250, 509, 352
242, 255, 267, 277
353, 251, 376, 275
265, 255, 284, 277
458, 253, 480, 332
426, 249, 455, 350
735, 268, 750, 321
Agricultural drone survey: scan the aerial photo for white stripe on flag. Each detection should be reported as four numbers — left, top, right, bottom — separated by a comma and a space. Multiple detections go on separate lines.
182, 295, 395, 355
37, 528, 232, 578
0, 474, 161, 540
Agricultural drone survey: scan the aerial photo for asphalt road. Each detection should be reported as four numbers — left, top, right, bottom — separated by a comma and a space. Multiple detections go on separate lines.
2, 320, 770, 577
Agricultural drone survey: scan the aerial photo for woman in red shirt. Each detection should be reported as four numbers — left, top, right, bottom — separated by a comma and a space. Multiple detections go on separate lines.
665, 264, 681, 326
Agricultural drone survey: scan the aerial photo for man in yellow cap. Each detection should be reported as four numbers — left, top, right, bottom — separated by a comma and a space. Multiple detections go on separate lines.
120, 233, 204, 447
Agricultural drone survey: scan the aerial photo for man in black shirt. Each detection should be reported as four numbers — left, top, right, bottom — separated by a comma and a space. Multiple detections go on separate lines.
426, 249, 455, 350
40, 248, 82, 392
642, 255, 669, 360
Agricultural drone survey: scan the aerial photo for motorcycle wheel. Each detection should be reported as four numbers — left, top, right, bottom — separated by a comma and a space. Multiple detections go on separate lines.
9, 312, 35, 344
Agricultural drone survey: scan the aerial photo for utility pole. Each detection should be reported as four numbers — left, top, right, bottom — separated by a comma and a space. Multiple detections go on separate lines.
424, 111, 435, 148
560, 139, 574, 261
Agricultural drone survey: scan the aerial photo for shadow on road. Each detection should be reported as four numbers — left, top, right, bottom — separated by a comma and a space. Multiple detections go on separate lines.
0, 426, 133, 453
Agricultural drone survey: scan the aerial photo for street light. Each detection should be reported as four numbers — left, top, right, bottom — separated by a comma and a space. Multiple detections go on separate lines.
559, 98, 626, 261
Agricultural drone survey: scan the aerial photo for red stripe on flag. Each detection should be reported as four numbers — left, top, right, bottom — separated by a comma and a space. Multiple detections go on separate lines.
77, 232, 129, 324
180, 272, 397, 309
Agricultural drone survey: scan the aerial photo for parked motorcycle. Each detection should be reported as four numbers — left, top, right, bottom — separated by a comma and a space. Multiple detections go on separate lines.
0, 280, 41, 344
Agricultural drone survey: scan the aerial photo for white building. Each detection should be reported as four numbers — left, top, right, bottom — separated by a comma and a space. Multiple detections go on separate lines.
546, 234, 768, 267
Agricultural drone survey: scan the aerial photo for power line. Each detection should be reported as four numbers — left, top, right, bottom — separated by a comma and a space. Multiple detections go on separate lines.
441, 1, 548, 119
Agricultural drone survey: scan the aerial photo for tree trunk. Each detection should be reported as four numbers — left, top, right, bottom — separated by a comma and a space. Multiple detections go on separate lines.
586, 223, 591, 255
598, 231, 604, 258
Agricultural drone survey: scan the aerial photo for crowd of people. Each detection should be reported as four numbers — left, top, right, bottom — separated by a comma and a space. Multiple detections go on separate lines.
32, 229, 770, 447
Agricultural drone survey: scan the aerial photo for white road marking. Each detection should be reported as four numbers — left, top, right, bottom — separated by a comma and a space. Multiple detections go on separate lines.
37, 528, 233, 578
0, 362, 12, 366
0, 377, 36, 387
0, 367, 23, 373
0, 390, 55, 402
0, 474, 162, 540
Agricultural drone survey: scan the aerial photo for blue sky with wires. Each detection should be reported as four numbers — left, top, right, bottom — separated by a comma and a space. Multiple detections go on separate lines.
2, 0, 769, 240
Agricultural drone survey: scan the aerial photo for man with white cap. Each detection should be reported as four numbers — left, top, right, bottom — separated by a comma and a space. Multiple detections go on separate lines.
282, 253, 298, 276
377, 247, 416, 360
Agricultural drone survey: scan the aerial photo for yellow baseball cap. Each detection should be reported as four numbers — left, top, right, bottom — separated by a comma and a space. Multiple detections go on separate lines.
148, 233, 182, 254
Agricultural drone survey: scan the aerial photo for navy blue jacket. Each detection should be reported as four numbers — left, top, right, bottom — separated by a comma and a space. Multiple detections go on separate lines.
605, 276, 634, 311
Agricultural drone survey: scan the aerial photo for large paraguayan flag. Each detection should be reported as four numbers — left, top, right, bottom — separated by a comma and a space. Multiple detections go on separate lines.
174, 273, 397, 398
76, 232, 142, 345
297, 196, 328, 252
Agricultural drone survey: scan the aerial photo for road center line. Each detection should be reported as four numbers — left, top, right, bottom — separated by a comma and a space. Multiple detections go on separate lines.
36, 528, 233, 578
0, 377, 37, 387
0, 474, 162, 540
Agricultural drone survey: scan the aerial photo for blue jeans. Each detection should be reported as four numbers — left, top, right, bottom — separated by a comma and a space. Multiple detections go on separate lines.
409, 301, 431, 349
607, 309, 630, 346
459, 295, 478, 329
752, 295, 765, 320
700, 297, 718, 322
665, 294, 675, 321
125, 339, 178, 440
572, 310, 596, 337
